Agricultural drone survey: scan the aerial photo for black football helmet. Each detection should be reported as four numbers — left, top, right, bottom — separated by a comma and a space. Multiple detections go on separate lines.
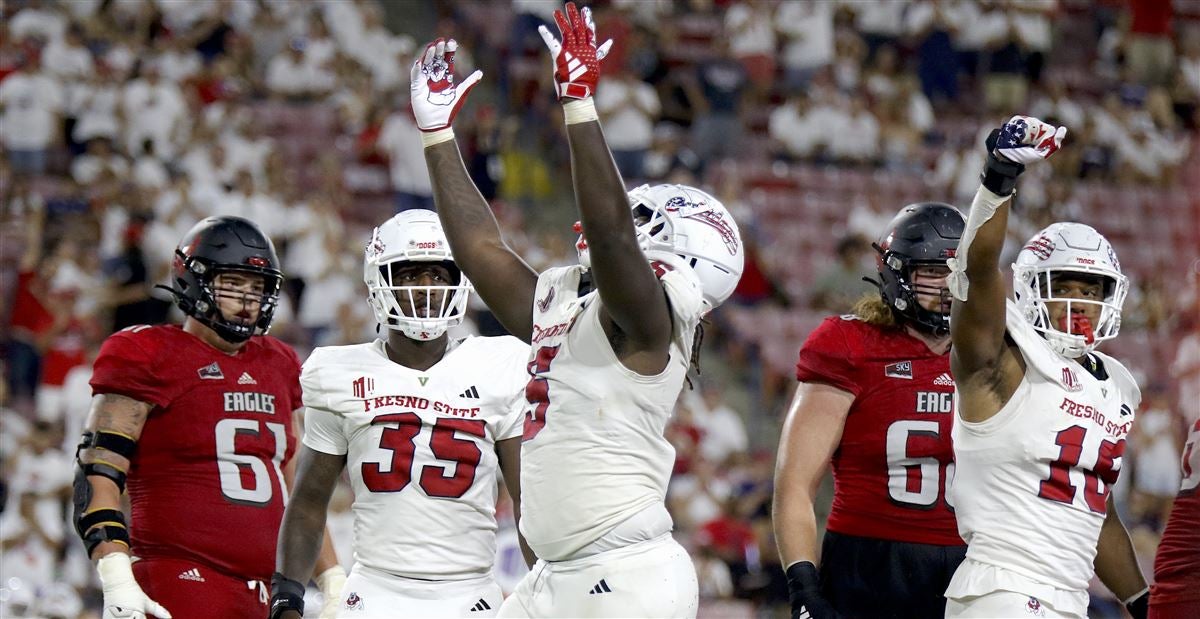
169, 216, 283, 343
870, 203, 965, 336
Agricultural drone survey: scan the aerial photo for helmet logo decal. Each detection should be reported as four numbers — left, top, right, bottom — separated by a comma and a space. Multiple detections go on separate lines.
246, 256, 268, 267
1106, 244, 1120, 271
1023, 235, 1055, 260
662, 195, 740, 255
367, 229, 386, 258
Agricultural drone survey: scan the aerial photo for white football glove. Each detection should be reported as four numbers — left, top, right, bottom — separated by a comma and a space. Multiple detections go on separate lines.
409, 37, 482, 132
98, 553, 173, 619
991, 115, 1067, 165
316, 565, 348, 619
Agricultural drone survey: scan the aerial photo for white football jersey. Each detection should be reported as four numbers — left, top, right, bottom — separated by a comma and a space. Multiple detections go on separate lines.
302, 336, 530, 580
519, 262, 705, 561
948, 300, 1141, 610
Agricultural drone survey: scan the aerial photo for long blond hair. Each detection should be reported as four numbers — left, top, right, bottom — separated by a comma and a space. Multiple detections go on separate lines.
851, 293, 900, 329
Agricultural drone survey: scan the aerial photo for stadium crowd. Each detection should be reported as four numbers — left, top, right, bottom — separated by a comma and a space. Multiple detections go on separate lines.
0, 0, 1196, 617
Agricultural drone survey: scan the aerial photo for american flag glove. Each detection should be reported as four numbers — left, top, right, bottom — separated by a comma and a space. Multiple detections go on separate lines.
409, 38, 482, 132
537, 2, 614, 100
991, 115, 1067, 165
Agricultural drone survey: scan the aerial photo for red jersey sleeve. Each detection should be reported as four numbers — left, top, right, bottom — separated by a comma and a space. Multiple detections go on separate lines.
90, 328, 171, 408
795, 317, 861, 397
265, 336, 303, 412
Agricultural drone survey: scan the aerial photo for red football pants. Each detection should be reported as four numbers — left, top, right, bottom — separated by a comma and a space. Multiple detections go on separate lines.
133, 556, 267, 619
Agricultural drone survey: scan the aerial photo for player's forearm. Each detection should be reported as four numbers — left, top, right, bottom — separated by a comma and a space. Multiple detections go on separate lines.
313, 529, 340, 576
425, 140, 507, 271
773, 491, 821, 567
276, 501, 329, 581
1094, 510, 1147, 600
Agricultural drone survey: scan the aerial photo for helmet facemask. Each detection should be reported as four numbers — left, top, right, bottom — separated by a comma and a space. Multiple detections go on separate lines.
875, 246, 953, 336
363, 211, 472, 342
172, 246, 283, 344
1013, 267, 1127, 358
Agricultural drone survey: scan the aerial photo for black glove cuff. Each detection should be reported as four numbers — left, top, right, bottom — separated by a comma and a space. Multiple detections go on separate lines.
1124, 590, 1149, 619
980, 128, 1025, 196
269, 572, 306, 619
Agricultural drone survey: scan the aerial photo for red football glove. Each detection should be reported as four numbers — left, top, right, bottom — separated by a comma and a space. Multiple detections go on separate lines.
409, 38, 482, 132
537, 2, 613, 100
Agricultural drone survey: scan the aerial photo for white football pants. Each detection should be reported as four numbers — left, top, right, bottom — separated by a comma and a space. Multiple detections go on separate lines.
498, 534, 698, 618
336, 565, 502, 618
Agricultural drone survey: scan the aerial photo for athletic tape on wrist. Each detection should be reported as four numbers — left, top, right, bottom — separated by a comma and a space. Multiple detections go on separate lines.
563, 98, 599, 125
420, 127, 455, 148
946, 185, 1011, 302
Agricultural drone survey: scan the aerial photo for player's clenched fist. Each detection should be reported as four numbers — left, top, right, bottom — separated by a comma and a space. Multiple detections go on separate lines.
981, 115, 1067, 196
409, 37, 481, 132
537, 2, 613, 100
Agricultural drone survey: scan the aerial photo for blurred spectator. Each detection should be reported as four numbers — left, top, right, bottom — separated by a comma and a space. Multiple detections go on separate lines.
1130, 389, 1182, 528
41, 25, 93, 83
8, 0, 68, 44
981, 5, 1030, 113
695, 543, 736, 600
907, 0, 961, 104
1123, 0, 1174, 87
808, 234, 872, 312
266, 37, 336, 101
688, 381, 750, 467
686, 39, 747, 164
0, 52, 64, 175
850, 0, 907, 59
0, 421, 72, 603
71, 65, 122, 146
1011, 0, 1055, 85
595, 65, 661, 180
6, 203, 50, 404
122, 63, 187, 160
643, 122, 700, 181
154, 36, 203, 83
724, 0, 775, 105
377, 99, 435, 212
70, 137, 129, 185
768, 92, 818, 161
827, 95, 879, 164
776, 1, 834, 92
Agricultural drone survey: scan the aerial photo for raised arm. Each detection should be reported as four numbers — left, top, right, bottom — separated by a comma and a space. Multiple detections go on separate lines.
410, 39, 539, 342
948, 116, 1065, 420
75, 394, 173, 619
539, 3, 673, 365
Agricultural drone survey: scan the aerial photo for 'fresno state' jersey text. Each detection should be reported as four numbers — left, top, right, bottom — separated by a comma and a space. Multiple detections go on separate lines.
89, 325, 302, 582
947, 301, 1141, 615
796, 315, 961, 546
301, 336, 529, 580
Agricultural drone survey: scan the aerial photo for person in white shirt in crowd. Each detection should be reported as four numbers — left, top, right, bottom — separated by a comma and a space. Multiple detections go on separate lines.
1129, 388, 1182, 527
303, 12, 339, 74
219, 170, 287, 240
41, 25, 93, 83
266, 38, 336, 101
594, 64, 661, 180
154, 35, 204, 84
828, 95, 880, 164
132, 139, 171, 190
220, 106, 275, 182
768, 92, 820, 162
0, 421, 74, 602
70, 137, 130, 185
776, 1, 834, 92
377, 94, 435, 212
688, 381, 749, 467
180, 139, 238, 192
8, 0, 67, 44
847, 0, 907, 58
0, 52, 64, 175
71, 65, 123, 145
122, 63, 187, 161
723, 0, 775, 103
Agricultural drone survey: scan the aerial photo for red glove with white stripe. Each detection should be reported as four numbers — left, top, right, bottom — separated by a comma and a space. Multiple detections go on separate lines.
537, 2, 613, 100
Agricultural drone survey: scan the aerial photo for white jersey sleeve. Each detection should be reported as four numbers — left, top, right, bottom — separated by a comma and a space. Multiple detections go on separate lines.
300, 348, 348, 456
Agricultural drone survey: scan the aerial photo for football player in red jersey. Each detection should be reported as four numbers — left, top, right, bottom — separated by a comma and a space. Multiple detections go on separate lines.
773, 203, 967, 619
73, 216, 341, 619
1148, 412, 1200, 619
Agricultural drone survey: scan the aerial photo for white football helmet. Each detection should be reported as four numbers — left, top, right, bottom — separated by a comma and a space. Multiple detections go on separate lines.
364, 210, 472, 341
575, 184, 745, 314
1012, 222, 1128, 358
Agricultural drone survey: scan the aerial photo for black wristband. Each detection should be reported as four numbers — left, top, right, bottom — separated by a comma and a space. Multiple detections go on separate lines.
1124, 590, 1149, 619
785, 560, 821, 593
980, 128, 1026, 196
268, 572, 306, 619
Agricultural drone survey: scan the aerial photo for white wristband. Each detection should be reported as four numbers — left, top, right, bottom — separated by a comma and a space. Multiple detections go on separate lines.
420, 127, 455, 148
563, 98, 598, 125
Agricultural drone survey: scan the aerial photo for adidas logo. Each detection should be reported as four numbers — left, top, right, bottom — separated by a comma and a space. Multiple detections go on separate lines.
933, 373, 955, 387
796, 605, 812, 619
238, 372, 257, 385
458, 385, 480, 399
178, 568, 205, 582
468, 598, 492, 612
588, 579, 612, 595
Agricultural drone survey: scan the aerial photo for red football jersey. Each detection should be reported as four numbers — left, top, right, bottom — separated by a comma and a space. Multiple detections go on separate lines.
1150, 415, 1200, 605
90, 325, 301, 581
795, 315, 962, 546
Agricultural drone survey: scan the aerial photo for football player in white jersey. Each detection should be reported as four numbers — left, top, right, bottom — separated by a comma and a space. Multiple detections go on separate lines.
945, 115, 1149, 619
408, 7, 744, 616
270, 210, 534, 619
